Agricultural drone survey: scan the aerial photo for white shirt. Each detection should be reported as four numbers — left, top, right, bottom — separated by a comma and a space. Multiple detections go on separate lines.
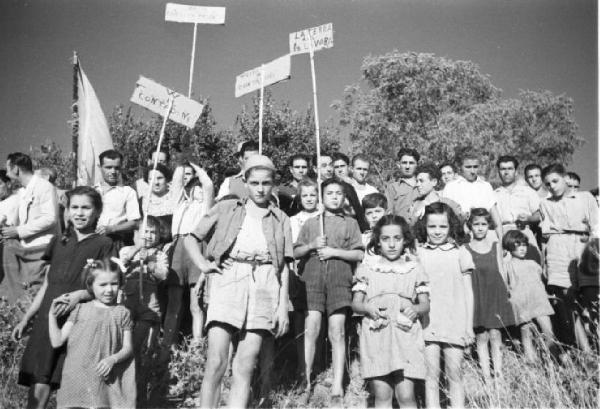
95, 183, 141, 227
495, 179, 541, 224
16, 175, 59, 247
442, 175, 496, 212
351, 179, 379, 203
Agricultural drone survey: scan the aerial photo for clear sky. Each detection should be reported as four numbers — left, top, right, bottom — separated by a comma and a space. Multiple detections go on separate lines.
0, 0, 597, 187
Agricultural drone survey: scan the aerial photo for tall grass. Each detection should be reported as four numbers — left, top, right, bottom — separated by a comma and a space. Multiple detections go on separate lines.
1, 295, 597, 409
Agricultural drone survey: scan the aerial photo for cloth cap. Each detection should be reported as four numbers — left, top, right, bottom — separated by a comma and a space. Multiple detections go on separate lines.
244, 155, 276, 174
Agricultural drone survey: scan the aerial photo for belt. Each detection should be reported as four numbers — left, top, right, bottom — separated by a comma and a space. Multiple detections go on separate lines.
230, 257, 272, 281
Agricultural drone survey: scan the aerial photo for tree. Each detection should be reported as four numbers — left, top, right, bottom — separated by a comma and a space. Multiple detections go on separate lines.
235, 91, 339, 183
335, 51, 583, 184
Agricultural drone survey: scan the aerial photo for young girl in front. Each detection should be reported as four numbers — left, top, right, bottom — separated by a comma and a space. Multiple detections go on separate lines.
294, 178, 364, 405
465, 208, 515, 382
48, 258, 135, 408
352, 215, 430, 408
503, 230, 558, 361
12, 186, 115, 409
414, 202, 474, 408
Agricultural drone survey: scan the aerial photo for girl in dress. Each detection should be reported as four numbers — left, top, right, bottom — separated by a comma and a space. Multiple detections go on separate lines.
503, 230, 557, 361
414, 202, 474, 408
466, 208, 516, 382
48, 258, 135, 408
12, 186, 115, 409
352, 215, 430, 408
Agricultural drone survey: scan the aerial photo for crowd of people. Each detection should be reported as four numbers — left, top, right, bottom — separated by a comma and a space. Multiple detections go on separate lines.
0, 142, 597, 408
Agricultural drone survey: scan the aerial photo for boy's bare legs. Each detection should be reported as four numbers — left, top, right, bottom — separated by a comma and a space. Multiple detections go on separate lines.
228, 330, 264, 408
328, 311, 346, 397
395, 375, 417, 409
189, 286, 204, 343
26, 384, 50, 409
200, 324, 233, 408
370, 378, 393, 408
304, 310, 322, 392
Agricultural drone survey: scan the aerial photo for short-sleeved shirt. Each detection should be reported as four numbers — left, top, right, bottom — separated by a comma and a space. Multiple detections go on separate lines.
351, 180, 379, 204
192, 197, 293, 273
95, 183, 141, 226
384, 178, 419, 221
416, 242, 475, 346
495, 180, 541, 224
295, 213, 363, 280
290, 211, 319, 242
442, 176, 496, 212
540, 191, 599, 237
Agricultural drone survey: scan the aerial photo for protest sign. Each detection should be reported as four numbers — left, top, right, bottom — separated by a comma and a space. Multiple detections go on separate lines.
289, 23, 334, 55
165, 3, 226, 24
235, 54, 291, 98
130, 76, 203, 129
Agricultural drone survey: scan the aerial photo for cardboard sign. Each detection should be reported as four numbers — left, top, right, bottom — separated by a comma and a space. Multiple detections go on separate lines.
289, 23, 334, 55
165, 3, 226, 24
130, 76, 204, 128
235, 54, 291, 98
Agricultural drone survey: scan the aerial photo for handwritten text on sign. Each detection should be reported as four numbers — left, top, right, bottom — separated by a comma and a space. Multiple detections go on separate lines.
130, 76, 204, 128
289, 23, 333, 55
235, 54, 291, 98
165, 3, 226, 24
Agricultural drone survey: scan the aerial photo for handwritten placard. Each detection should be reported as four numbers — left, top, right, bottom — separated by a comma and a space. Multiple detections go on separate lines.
165, 3, 226, 24
130, 76, 204, 128
235, 54, 291, 98
289, 23, 334, 55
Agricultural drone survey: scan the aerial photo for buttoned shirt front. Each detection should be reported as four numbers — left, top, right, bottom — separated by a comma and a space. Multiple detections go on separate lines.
495, 179, 541, 224
540, 191, 599, 236
95, 183, 141, 227
192, 198, 293, 273
384, 177, 419, 220
442, 175, 496, 212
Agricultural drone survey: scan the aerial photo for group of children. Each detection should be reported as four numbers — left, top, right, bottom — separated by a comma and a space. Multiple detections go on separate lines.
9, 144, 598, 409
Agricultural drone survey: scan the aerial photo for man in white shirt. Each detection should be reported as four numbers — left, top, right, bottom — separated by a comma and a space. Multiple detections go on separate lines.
1, 153, 58, 304
442, 154, 503, 240
495, 156, 541, 256
95, 149, 140, 248
216, 140, 259, 200
350, 154, 379, 203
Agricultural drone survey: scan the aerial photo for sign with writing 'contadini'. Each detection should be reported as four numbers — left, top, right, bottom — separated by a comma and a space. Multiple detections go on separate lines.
165, 3, 226, 24
289, 23, 334, 55
235, 54, 291, 98
130, 76, 204, 128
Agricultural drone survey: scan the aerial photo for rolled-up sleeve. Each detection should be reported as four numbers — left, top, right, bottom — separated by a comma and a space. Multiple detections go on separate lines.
16, 184, 57, 239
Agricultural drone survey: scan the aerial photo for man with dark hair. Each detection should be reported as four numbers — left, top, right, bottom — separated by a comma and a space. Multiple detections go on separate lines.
216, 140, 259, 200
350, 154, 378, 202
524, 164, 548, 198
95, 149, 140, 247
331, 152, 351, 181
566, 172, 581, 193
0, 153, 58, 304
439, 162, 457, 186
277, 153, 310, 216
384, 148, 420, 221
495, 155, 541, 258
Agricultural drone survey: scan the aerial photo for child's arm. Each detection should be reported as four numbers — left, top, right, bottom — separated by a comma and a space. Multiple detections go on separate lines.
294, 236, 326, 258
273, 264, 290, 338
51, 289, 93, 317
462, 271, 475, 342
96, 328, 134, 377
352, 291, 386, 320
317, 247, 364, 262
48, 299, 74, 348
401, 293, 430, 319
12, 268, 49, 341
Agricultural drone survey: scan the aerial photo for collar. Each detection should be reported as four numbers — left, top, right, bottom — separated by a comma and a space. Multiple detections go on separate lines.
94, 181, 123, 191
421, 190, 441, 205
397, 177, 416, 187
421, 241, 458, 250
234, 197, 282, 221
370, 254, 419, 274
546, 191, 579, 202
22, 173, 41, 193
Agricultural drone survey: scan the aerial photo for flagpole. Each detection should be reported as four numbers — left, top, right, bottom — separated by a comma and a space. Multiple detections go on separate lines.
258, 64, 265, 154
72, 51, 79, 187
308, 37, 324, 236
188, 23, 198, 98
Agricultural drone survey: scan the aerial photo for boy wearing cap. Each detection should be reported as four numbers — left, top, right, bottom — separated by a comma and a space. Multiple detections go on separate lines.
184, 154, 292, 408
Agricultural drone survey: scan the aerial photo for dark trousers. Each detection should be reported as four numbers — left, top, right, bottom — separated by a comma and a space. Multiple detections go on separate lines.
547, 285, 577, 346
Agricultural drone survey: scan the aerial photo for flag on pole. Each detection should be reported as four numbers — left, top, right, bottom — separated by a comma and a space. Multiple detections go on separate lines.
75, 57, 113, 186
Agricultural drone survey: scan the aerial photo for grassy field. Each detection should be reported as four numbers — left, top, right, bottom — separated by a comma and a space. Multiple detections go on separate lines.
2, 298, 598, 408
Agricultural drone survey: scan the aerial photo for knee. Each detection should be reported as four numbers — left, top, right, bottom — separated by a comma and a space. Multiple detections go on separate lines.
490, 330, 502, 344
305, 320, 320, 339
190, 297, 201, 314
397, 390, 416, 407
445, 362, 463, 383
328, 324, 345, 344
233, 353, 259, 380
477, 331, 490, 344
205, 352, 228, 376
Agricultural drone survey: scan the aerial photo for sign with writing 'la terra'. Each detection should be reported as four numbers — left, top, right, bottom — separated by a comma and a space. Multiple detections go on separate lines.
289, 23, 334, 56
130, 76, 204, 128
235, 54, 291, 98
165, 3, 226, 24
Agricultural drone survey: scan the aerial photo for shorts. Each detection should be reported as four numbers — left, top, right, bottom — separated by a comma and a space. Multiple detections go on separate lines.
304, 261, 352, 315
169, 235, 204, 286
207, 261, 280, 332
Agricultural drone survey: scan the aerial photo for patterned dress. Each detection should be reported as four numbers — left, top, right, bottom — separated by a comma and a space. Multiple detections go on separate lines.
57, 302, 135, 408
354, 255, 429, 379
